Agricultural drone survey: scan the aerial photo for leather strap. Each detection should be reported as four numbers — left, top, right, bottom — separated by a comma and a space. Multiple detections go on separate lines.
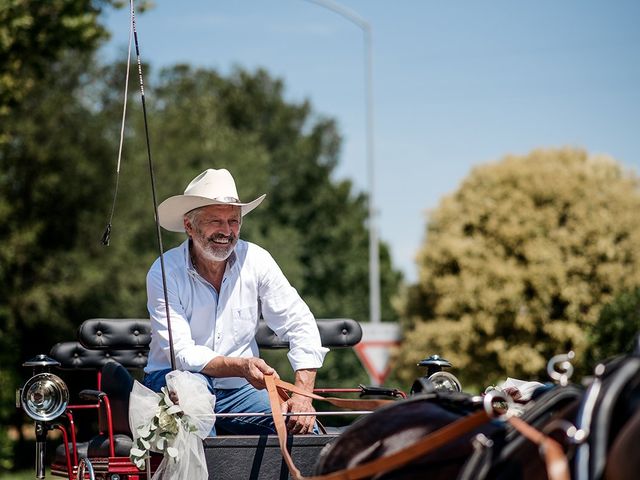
265, 375, 395, 479
508, 416, 570, 480
273, 376, 394, 410
266, 374, 304, 479
265, 374, 491, 480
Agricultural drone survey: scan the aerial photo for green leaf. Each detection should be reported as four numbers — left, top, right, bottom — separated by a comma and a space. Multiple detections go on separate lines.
166, 446, 179, 458
130, 447, 145, 456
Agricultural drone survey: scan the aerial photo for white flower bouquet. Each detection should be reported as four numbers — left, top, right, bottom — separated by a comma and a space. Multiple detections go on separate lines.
128, 371, 216, 479
129, 385, 197, 468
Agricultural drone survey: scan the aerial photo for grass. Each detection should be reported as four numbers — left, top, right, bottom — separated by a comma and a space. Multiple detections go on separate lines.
0, 469, 49, 479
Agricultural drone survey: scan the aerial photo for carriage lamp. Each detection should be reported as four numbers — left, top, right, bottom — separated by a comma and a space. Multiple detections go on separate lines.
19, 355, 69, 421
20, 371, 69, 422
17, 354, 69, 480
411, 355, 462, 394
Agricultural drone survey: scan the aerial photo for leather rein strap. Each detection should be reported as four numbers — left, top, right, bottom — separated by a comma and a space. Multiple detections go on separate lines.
270, 375, 394, 411
265, 374, 491, 480
265, 374, 570, 480
507, 416, 570, 480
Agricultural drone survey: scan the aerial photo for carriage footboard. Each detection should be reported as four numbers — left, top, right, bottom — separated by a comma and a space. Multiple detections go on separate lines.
204, 434, 338, 478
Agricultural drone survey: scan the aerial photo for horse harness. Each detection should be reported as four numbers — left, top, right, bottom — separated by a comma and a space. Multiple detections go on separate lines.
264, 375, 569, 480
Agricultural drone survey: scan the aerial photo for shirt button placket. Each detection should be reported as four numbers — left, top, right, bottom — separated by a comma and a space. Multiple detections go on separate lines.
215, 281, 223, 347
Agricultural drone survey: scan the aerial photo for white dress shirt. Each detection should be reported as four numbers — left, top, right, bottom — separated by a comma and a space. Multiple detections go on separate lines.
145, 239, 328, 389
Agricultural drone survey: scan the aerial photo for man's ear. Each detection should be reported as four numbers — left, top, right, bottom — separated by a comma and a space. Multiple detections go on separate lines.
183, 216, 192, 235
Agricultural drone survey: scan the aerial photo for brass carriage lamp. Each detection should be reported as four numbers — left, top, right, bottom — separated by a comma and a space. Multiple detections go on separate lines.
17, 354, 69, 479
411, 355, 462, 394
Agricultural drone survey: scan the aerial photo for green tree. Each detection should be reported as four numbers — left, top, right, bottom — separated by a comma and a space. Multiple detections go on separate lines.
585, 287, 640, 365
2, 60, 94, 466
0, 0, 110, 144
395, 148, 640, 390
0, 1, 125, 470
0, 53, 158, 469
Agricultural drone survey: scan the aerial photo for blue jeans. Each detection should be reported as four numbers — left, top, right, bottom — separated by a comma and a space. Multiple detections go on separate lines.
143, 369, 276, 436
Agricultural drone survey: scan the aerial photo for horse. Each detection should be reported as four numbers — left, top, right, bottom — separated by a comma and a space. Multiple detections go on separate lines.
314, 384, 581, 480
314, 343, 640, 480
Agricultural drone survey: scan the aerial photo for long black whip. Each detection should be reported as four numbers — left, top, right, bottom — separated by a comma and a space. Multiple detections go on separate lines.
127, 0, 177, 370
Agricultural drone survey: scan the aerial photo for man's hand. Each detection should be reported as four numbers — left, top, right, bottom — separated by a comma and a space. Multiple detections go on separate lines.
203, 356, 278, 390
281, 394, 316, 434
241, 357, 279, 390
281, 368, 317, 434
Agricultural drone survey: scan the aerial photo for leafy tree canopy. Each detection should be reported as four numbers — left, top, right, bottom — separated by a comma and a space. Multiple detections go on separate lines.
395, 148, 640, 390
0, 0, 109, 135
585, 287, 640, 364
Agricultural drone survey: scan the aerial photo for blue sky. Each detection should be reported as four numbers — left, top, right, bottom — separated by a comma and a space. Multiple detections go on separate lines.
101, 1, 640, 285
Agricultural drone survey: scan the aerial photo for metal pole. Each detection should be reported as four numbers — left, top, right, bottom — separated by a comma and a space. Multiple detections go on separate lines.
303, 0, 381, 324
214, 411, 373, 417
35, 423, 46, 479
364, 25, 380, 324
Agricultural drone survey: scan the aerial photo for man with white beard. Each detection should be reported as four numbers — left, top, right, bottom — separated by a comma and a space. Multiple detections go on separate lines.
143, 168, 328, 435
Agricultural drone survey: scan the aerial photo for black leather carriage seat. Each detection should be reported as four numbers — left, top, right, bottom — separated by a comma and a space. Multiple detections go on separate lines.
255, 318, 362, 349
49, 343, 146, 464
77, 318, 152, 350
51, 360, 136, 463
78, 317, 363, 351
50, 340, 148, 372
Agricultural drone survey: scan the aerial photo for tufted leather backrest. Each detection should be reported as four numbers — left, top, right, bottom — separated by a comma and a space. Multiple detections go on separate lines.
78, 318, 151, 350
50, 341, 148, 370
50, 341, 114, 370
77, 317, 362, 352
255, 318, 363, 349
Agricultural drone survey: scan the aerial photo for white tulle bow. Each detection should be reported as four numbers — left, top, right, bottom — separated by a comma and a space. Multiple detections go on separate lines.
129, 371, 216, 479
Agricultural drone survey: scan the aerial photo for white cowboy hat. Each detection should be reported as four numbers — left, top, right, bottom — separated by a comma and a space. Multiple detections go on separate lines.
158, 168, 266, 232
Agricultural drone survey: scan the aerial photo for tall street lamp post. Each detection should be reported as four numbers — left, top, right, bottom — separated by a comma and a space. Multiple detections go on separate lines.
305, 0, 380, 325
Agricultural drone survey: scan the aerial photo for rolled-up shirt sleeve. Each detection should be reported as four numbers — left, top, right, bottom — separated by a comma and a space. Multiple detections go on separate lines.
146, 265, 218, 372
258, 252, 329, 371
